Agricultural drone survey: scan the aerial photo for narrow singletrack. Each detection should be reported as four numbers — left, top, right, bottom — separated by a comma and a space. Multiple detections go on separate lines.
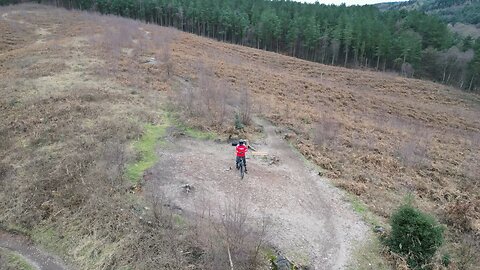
0, 230, 68, 270
149, 118, 368, 269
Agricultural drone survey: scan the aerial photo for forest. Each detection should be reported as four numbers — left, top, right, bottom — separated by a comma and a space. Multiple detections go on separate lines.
3, 0, 480, 91
383, 0, 480, 25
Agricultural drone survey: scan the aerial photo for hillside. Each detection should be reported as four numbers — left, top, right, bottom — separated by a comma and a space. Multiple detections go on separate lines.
1, 3, 479, 269
377, 0, 480, 25
22, 0, 480, 92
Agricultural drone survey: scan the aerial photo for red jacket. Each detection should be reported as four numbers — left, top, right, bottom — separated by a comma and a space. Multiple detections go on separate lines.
236, 145, 248, 157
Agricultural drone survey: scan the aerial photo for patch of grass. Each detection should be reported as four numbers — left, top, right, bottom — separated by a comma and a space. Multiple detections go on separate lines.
351, 197, 367, 214
349, 236, 390, 270
173, 214, 187, 226
31, 224, 123, 269
441, 253, 451, 267
0, 248, 35, 270
183, 126, 216, 140
31, 227, 58, 244
71, 236, 123, 269
1, 223, 29, 236
348, 195, 382, 228
125, 120, 169, 183
165, 111, 217, 140
263, 247, 276, 262
31, 226, 68, 256
281, 250, 310, 267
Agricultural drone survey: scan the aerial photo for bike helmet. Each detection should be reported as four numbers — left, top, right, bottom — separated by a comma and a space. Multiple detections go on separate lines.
239, 139, 245, 145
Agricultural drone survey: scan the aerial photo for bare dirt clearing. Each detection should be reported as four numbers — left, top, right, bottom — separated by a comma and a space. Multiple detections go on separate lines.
149, 118, 367, 269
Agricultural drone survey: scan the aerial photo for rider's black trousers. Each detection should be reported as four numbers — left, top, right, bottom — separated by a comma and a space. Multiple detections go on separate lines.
236, 156, 247, 170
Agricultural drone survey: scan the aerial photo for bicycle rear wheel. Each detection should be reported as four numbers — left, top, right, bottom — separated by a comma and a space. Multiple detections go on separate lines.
239, 162, 244, 179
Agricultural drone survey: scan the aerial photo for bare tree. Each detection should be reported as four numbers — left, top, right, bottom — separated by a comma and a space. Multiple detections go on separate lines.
330, 39, 340, 65
193, 194, 269, 270
162, 43, 173, 80
456, 49, 474, 88
314, 114, 341, 148
438, 47, 474, 87
102, 139, 126, 188
172, 62, 234, 129
401, 62, 414, 78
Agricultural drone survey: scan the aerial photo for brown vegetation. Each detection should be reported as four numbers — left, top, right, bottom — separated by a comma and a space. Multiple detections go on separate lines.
0, 4, 265, 269
166, 6, 480, 267
171, 23, 479, 237
190, 196, 269, 270
1, 3, 479, 268
0, 5, 190, 269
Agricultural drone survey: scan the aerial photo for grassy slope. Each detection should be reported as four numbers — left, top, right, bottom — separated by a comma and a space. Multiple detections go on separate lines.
1, 3, 479, 269
0, 4, 191, 269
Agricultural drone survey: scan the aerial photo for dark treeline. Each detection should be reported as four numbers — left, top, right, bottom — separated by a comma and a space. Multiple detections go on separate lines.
3, 0, 480, 91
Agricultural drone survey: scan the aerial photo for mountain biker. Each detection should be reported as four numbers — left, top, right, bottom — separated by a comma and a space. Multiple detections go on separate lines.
235, 139, 248, 173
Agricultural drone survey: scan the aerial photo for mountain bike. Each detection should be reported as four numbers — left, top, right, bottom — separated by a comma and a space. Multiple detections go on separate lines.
236, 158, 245, 179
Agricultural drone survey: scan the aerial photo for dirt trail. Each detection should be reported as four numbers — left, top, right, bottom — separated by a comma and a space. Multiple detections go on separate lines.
150, 118, 368, 269
0, 231, 68, 270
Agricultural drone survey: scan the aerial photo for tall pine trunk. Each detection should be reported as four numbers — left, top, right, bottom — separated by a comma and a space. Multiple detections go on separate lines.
321, 47, 326, 64
442, 65, 447, 83
469, 75, 475, 91
344, 49, 349, 67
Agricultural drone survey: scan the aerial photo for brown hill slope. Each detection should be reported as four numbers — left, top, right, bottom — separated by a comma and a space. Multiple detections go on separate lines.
0, 4, 199, 269
175, 27, 480, 265
171, 11, 480, 237
1, 3, 479, 269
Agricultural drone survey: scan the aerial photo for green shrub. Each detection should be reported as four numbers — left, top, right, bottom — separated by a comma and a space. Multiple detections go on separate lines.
388, 204, 444, 269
